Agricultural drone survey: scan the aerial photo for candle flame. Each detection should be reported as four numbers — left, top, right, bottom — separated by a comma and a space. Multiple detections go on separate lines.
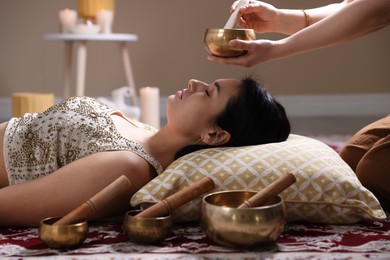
86, 20, 94, 27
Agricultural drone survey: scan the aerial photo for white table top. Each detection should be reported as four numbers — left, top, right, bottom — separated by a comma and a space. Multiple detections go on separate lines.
43, 33, 138, 42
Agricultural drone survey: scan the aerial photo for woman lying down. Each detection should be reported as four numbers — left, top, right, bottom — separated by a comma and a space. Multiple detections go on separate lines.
0, 77, 291, 227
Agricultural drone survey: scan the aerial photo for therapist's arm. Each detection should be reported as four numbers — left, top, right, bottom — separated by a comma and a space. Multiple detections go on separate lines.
210, 0, 390, 67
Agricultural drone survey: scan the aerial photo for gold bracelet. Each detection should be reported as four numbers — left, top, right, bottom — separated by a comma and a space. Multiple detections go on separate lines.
301, 9, 311, 27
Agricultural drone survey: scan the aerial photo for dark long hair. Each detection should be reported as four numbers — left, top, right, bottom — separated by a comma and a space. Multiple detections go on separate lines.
175, 77, 290, 159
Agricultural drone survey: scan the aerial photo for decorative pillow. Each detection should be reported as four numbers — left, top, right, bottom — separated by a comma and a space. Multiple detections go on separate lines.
131, 134, 386, 224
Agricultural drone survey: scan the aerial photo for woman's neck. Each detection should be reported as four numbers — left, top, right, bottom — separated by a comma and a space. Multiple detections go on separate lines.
110, 114, 194, 171
145, 127, 192, 170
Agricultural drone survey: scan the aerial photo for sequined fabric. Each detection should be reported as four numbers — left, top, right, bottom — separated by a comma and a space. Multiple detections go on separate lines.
4, 96, 162, 185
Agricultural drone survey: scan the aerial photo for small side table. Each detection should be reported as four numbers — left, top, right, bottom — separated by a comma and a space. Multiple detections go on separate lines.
43, 33, 138, 104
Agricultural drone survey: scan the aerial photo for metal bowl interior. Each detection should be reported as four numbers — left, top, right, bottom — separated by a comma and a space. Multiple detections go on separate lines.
123, 210, 172, 244
200, 190, 285, 248
204, 28, 256, 57
39, 217, 88, 249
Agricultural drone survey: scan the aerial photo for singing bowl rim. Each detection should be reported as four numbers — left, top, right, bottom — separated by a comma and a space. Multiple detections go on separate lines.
202, 190, 284, 209
40, 216, 88, 227
205, 28, 256, 32
124, 209, 172, 221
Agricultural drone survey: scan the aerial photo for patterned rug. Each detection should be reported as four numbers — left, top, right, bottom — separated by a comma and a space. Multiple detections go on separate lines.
1, 213, 389, 259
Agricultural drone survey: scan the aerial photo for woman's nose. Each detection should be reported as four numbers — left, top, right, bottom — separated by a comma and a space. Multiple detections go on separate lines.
188, 79, 197, 91
188, 79, 204, 92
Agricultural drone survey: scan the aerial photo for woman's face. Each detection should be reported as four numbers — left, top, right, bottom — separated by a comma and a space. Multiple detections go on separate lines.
166, 78, 241, 138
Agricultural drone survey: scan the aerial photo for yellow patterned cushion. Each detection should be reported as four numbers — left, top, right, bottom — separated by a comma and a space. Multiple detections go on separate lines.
131, 134, 386, 224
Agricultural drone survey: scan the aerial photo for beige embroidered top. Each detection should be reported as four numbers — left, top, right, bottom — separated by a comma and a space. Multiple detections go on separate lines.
4, 96, 163, 185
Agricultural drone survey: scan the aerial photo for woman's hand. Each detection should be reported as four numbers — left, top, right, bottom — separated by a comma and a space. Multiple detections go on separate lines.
207, 39, 278, 67
232, 0, 279, 33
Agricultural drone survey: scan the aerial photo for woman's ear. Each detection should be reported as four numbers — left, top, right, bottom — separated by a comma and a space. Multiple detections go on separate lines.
201, 127, 231, 146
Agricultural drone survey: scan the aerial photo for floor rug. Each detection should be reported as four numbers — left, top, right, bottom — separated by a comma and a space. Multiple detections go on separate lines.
1, 213, 389, 259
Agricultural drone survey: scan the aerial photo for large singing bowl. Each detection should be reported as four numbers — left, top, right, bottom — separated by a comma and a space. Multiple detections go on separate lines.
204, 28, 256, 57
200, 190, 285, 248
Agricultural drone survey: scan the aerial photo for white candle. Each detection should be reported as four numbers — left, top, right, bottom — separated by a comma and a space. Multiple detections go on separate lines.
96, 9, 114, 33
58, 9, 77, 33
140, 87, 160, 129
71, 20, 100, 34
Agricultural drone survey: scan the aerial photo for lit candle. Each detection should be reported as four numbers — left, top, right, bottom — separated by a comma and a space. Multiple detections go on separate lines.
96, 9, 114, 33
58, 9, 77, 33
140, 87, 160, 129
72, 20, 100, 34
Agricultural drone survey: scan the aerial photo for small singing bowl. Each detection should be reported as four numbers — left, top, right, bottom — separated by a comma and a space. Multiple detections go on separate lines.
204, 28, 256, 57
123, 210, 172, 244
39, 217, 88, 249
200, 191, 285, 248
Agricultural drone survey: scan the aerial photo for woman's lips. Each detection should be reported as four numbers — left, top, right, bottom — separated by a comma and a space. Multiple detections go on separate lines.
177, 89, 186, 99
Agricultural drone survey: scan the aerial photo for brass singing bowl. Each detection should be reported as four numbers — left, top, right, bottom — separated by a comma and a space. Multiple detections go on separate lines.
204, 28, 256, 57
200, 191, 285, 248
39, 217, 88, 249
123, 210, 172, 244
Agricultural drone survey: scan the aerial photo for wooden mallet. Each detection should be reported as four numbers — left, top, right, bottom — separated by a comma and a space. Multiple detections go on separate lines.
53, 175, 132, 225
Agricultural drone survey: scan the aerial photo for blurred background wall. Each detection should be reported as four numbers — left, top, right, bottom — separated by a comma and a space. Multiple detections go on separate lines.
1, 0, 389, 97
0, 0, 389, 134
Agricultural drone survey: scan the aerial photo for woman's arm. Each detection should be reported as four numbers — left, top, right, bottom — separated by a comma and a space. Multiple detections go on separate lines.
272, 0, 390, 60
209, 0, 390, 67
236, 0, 350, 35
0, 151, 152, 227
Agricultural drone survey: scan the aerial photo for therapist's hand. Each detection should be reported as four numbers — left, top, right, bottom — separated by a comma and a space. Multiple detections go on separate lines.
207, 39, 278, 67
232, 0, 279, 33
